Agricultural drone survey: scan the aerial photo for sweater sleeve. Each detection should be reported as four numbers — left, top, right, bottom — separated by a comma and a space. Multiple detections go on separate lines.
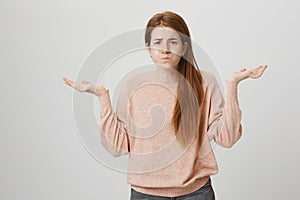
206, 75, 243, 148
97, 81, 131, 157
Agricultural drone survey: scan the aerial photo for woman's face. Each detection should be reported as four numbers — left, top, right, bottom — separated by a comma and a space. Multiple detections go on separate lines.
146, 26, 188, 70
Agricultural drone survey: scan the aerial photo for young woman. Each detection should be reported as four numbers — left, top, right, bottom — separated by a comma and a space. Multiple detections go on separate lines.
63, 11, 267, 200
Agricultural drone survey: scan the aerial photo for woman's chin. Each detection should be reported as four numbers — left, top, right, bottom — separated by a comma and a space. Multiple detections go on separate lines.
157, 63, 173, 68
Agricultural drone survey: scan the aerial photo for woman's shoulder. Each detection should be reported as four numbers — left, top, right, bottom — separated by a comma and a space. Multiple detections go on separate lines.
122, 71, 149, 86
199, 70, 219, 88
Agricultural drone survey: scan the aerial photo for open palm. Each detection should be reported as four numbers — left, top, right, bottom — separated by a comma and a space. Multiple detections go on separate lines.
228, 65, 268, 83
63, 77, 107, 96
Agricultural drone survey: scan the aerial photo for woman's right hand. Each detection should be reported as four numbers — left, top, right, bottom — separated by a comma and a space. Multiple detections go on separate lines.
63, 77, 108, 96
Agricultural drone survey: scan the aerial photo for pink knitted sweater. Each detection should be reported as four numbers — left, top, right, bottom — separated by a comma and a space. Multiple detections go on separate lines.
97, 67, 243, 197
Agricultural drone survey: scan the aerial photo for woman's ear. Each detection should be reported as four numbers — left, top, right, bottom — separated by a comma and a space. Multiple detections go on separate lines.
146, 42, 151, 54
182, 41, 188, 56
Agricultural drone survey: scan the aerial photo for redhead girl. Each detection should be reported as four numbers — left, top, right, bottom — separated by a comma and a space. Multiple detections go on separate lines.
64, 11, 267, 200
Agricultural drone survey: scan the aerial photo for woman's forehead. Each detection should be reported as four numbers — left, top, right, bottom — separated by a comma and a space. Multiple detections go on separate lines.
151, 27, 180, 39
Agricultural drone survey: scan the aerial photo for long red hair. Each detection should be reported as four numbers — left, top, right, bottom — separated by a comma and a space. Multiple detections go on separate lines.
144, 11, 206, 149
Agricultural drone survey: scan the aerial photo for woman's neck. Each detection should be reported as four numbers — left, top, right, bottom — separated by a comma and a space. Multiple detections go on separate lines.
154, 64, 179, 82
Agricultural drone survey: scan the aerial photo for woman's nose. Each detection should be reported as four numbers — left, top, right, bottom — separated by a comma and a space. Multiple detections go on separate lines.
161, 42, 170, 53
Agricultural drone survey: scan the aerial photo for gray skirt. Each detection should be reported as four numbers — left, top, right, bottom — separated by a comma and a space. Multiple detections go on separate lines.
130, 177, 215, 200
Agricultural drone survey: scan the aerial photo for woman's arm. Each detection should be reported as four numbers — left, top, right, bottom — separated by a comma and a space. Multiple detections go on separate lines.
63, 77, 131, 157
206, 65, 268, 148
97, 83, 131, 157
207, 76, 243, 148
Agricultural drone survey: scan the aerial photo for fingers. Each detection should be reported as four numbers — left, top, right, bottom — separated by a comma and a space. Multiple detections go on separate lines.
63, 77, 77, 88
63, 77, 72, 86
63, 77, 70, 84
262, 65, 268, 71
255, 65, 268, 74
63, 77, 72, 84
260, 65, 268, 74
254, 65, 268, 71
250, 65, 268, 73
249, 65, 268, 79
240, 65, 267, 73
235, 65, 268, 80
82, 80, 90, 84
63, 77, 105, 94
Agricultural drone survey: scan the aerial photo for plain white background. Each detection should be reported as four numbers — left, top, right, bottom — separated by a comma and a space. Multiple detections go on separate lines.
1, 0, 299, 199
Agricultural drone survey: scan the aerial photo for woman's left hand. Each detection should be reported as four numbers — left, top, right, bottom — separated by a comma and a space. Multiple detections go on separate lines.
227, 65, 268, 84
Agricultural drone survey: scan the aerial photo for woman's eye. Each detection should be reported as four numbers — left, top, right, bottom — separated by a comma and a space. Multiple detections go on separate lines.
171, 41, 177, 45
154, 41, 160, 45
